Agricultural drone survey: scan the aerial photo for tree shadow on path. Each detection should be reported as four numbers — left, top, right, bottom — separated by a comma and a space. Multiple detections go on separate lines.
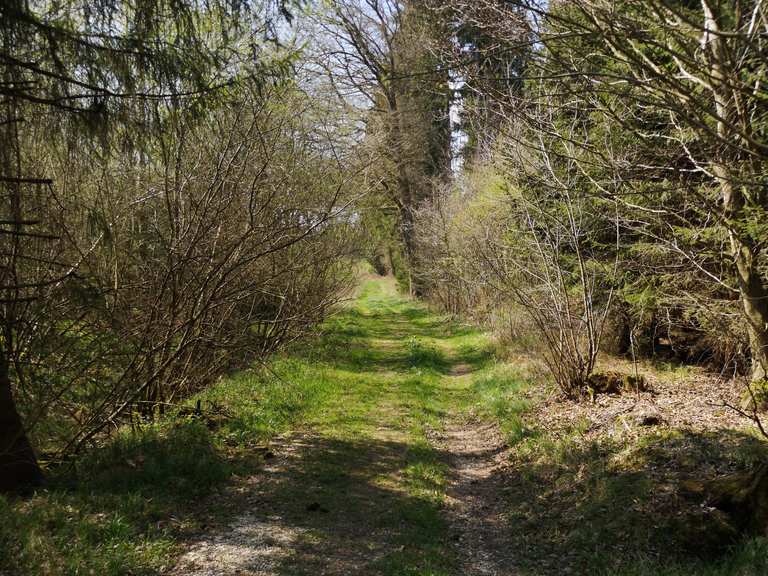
174, 432, 457, 576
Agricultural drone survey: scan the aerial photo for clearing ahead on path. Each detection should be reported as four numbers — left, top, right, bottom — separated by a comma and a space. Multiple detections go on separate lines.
173, 274, 517, 576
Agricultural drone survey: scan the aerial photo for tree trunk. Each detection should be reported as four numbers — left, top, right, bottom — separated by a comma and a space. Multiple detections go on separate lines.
398, 203, 422, 297
704, 3, 768, 382
391, 121, 422, 296
717, 169, 768, 381
0, 357, 43, 492
734, 239, 768, 381
717, 162, 768, 382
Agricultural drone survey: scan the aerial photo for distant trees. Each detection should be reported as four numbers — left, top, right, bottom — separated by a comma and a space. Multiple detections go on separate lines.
317, 0, 452, 293
415, 0, 768, 392
1, 1, 361, 491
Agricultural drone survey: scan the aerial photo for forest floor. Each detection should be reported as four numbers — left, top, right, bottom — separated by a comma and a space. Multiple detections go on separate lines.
3, 274, 768, 575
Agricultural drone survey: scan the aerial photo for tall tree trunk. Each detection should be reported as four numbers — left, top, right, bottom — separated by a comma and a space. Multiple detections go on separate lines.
389, 94, 422, 297
729, 205, 768, 381
715, 166, 768, 381
703, 1, 768, 381
398, 201, 421, 297
0, 39, 42, 491
0, 354, 43, 492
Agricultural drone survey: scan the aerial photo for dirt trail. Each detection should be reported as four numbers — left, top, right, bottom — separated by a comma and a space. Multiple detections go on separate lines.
171, 435, 308, 576
175, 419, 518, 576
439, 412, 517, 576
169, 275, 521, 575
173, 398, 519, 576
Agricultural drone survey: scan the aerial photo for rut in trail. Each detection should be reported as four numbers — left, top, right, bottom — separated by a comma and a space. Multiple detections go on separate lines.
169, 276, 519, 575
440, 413, 517, 576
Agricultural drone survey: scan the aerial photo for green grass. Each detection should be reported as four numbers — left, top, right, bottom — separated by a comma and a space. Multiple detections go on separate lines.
593, 538, 768, 576
4, 273, 766, 575
0, 274, 491, 576
0, 354, 348, 575
262, 275, 472, 575
468, 364, 534, 445
0, 422, 216, 575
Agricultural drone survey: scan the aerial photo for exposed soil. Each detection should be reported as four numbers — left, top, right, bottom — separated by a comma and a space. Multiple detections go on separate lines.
449, 363, 474, 377
170, 430, 415, 575
171, 434, 308, 576
171, 373, 525, 576
437, 416, 517, 576
493, 358, 768, 573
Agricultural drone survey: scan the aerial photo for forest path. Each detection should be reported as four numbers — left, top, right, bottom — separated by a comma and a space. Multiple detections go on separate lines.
437, 413, 516, 575
173, 275, 514, 576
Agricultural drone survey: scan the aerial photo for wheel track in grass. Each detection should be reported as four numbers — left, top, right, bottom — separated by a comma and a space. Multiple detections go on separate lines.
439, 415, 517, 576
170, 275, 517, 575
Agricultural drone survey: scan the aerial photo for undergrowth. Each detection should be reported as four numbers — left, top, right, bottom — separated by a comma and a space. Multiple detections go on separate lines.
466, 351, 768, 576
5, 274, 766, 575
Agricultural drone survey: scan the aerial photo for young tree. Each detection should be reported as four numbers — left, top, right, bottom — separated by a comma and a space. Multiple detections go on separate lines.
0, 0, 295, 491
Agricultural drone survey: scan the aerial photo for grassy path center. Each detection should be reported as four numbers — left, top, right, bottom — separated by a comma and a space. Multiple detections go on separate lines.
174, 275, 495, 576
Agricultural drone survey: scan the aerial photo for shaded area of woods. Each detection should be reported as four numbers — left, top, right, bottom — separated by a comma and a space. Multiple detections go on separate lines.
0, 1, 367, 491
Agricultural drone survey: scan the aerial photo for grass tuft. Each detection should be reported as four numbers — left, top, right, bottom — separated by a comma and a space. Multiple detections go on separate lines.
469, 364, 534, 445
76, 422, 229, 499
